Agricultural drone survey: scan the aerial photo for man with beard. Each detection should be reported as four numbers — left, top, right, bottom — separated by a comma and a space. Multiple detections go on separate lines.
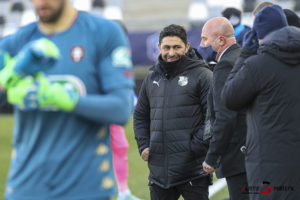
134, 24, 212, 200
0, 0, 134, 200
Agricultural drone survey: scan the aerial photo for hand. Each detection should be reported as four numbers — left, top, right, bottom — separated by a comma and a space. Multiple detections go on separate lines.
202, 161, 215, 174
242, 29, 259, 54
14, 38, 59, 75
141, 147, 150, 161
7, 73, 79, 112
0, 50, 11, 71
0, 38, 59, 90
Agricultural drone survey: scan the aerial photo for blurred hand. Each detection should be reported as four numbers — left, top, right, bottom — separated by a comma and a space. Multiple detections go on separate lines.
202, 161, 215, 174
7, 73, 79, 112
242, 29, 259, 55
13, 38, 59, 76
141, 147, 150, 161
0, 38, 59, 90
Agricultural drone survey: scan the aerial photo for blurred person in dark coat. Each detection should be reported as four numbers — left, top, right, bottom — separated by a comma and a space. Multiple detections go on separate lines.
222, 5, 300, 200
283, 8, 300, 28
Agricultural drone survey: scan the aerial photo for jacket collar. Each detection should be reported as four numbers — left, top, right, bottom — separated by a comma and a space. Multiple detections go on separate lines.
150, 55, 202, 78
218, 44, 239, 62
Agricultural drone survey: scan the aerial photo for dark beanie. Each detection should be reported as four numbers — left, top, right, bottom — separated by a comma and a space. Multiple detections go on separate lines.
253, 5, 288, 39
284, 9, 300, 28
222, 7, 241, 26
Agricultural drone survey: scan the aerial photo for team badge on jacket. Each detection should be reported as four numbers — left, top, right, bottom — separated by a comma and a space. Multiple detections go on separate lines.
70, 46, 85, 63
178, 76, 188, 86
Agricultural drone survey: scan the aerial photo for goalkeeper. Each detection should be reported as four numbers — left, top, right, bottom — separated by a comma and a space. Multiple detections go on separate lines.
0, 1, 134, 200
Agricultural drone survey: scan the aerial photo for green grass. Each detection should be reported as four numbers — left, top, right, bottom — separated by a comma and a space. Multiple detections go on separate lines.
0, 115, 228, 200
0, 115, 13, 199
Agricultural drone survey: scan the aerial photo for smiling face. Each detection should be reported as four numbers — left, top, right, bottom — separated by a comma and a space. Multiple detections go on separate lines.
158, 36, 189, 62
32, 0, 66, 23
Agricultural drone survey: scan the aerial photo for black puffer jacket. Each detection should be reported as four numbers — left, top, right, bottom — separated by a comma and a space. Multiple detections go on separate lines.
222, 26, 300, 199
134, 55, 212, 188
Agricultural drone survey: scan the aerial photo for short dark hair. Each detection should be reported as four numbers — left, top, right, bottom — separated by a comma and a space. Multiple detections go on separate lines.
159, 24, 188, 45
222, 7, 241, 20
284, 9, 300, 28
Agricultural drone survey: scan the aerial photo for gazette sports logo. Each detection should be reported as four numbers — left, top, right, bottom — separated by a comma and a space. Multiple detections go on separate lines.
242, 181, 294, 195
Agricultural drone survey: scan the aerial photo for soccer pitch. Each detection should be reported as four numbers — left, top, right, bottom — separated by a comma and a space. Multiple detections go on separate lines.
0, 114, 228, 200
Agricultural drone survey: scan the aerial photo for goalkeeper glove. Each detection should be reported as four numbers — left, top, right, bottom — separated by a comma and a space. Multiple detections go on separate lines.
0, 50, 11, 70
0, 38, 59, 90
7, 74, 79, 112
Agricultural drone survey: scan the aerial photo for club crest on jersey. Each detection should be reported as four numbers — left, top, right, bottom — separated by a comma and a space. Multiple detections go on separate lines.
112, 47, 132, 68
178, 76, 188, 86
70, 46, 85, 63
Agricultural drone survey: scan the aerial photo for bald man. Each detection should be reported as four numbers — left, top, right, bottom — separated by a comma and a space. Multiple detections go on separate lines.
200, 17, 249, 200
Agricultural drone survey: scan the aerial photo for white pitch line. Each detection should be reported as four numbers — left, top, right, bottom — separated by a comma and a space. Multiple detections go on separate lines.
209, 178, 227, 198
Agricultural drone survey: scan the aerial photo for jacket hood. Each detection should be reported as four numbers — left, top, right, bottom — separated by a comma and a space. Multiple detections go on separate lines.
258, 26, 300, 65
186, 47, 204, 60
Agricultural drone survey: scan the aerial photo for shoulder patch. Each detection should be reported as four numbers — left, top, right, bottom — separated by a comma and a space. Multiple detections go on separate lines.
112, 47, 132, 68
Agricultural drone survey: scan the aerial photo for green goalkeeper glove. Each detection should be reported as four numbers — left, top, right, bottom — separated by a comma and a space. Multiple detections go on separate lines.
0, 38, 59, 90
0, 50, 11, 70
7, 74, 79, 112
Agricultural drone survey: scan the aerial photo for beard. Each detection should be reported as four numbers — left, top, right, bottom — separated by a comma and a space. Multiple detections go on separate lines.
36, 1, 65, 23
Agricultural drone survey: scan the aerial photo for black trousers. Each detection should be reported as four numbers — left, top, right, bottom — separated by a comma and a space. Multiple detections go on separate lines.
226, 172, 249, 200
149, 177, 209, 200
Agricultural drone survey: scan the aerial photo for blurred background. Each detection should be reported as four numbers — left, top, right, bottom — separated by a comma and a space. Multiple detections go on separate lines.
0, 0, 299, 199
0, 0, 299, 100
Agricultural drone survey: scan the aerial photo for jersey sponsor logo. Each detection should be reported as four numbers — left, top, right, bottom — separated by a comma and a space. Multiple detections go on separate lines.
70, 46, 85, 63
178, 76, 188, 86
112, 47, 132, 68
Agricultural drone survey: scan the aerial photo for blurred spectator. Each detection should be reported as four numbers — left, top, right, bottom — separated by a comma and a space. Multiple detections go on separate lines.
92, 0, 105, 8
252, 1, 273, 16
222, 7, 251, 47
284, 8, 300, 28
11, 2, 24, 12
0, 16, 5, 26
295, 0, 300, 11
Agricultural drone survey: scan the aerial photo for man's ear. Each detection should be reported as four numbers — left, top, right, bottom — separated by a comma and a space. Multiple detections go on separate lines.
185, 42, 190, 53
157, 43, 161, 51
219, 36, 226, 46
